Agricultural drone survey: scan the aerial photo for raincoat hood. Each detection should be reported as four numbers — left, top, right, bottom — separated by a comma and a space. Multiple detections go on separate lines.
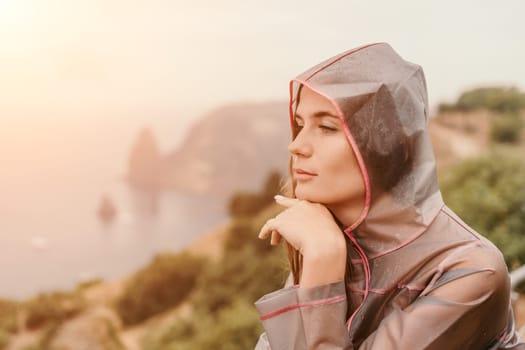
289, 42, 444, 257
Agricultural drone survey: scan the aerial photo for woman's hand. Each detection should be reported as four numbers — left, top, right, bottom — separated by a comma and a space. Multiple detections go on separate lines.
258, 195, 347, 287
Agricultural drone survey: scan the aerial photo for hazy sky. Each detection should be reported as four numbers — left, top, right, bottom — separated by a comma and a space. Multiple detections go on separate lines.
1, 0, 524, 134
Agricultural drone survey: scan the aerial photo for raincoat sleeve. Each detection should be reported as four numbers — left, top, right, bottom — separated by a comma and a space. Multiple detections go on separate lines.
254, 280, 351, 350
255, 249, 518, 349
358, 248, 516, 350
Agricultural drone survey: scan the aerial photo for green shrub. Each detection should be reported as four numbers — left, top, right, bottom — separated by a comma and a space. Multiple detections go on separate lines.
193, 201, 288, 314
228, 171, 283, 218
142, 298, 263, 350
439, 86, 525, 113
437, 102, 457, 113
491, 112, 524, 144
24, 291, 85, 330
441, 149, 525, 267
228, 192, 265, 217
458, 87, 525, 113
0, 299, 18, 334
223, 204, 283, 256
0, 329, 10, 350
115, 252, 208, 326
190, 245, 287, 315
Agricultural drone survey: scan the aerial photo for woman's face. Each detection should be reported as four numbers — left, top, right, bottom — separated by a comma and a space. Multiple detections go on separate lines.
290, 85, 365, 225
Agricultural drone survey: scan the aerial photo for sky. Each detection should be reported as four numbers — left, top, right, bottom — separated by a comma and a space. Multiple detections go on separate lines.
1, 0, 524, 142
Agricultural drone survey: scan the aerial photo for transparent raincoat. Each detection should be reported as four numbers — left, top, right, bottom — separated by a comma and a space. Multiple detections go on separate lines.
254, 43, 524, 349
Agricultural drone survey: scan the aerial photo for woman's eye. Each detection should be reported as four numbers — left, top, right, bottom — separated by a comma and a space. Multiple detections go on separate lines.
319, 125, 337, 132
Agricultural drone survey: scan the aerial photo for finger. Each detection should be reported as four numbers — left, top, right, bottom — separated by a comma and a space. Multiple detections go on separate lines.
270, 230, 281, 245
274, 195, 300, 208
258, 219, 276, 240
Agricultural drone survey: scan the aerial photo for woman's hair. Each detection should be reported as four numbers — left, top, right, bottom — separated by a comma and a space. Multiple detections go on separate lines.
282, 160, 302, 285
285, 84, 304, 285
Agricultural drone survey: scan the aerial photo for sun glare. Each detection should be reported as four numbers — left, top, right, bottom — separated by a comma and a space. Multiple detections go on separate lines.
0, 0, 35, 30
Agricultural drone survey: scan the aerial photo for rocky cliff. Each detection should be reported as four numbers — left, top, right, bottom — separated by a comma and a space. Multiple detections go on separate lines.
128, 101, 291, 196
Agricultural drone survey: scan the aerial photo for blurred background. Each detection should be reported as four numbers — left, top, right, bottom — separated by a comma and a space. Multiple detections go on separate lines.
1, 0, 525, 349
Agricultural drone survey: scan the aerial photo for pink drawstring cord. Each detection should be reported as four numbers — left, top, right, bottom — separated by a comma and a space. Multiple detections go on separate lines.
345, 232, 371, 333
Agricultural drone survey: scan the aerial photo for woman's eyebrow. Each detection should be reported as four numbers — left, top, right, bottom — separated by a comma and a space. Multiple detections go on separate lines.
294, 111, 340, 120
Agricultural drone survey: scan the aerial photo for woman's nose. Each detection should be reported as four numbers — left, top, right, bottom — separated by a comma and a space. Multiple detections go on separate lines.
288, 130, 312, 157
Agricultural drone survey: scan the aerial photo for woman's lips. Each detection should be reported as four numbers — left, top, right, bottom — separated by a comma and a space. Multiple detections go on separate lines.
293, 168, 317, 181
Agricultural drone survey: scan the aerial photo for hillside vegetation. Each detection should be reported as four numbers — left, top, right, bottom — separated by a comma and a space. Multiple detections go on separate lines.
2, 86, 525, 349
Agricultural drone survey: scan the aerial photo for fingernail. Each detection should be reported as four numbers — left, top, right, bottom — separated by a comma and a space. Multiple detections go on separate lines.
274, 194, 284, 201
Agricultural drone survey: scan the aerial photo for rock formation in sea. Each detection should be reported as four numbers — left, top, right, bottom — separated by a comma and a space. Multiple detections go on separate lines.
127, 127, 163, 191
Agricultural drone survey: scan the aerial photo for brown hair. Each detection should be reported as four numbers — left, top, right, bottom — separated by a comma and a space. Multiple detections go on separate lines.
285, 84, 304, 285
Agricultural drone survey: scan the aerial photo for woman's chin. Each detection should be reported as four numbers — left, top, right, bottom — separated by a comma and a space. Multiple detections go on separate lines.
294, 188, 323, 203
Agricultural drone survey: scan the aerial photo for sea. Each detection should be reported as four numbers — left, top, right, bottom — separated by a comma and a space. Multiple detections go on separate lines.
0, 115, 227, 300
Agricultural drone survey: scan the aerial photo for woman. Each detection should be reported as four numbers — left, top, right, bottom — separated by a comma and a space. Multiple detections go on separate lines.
255, 43, 524, 349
